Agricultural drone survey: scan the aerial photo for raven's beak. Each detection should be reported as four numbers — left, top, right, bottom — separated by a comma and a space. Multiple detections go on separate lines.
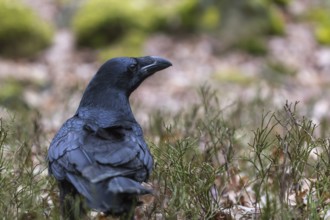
139, 56, 172, 77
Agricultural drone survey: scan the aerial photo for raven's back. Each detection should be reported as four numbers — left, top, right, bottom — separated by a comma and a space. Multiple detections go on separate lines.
48, 116, 153, 214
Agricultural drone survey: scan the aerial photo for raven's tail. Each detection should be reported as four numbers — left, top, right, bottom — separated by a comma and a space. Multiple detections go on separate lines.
66, 174, 151, 216
108, 176, 152, 194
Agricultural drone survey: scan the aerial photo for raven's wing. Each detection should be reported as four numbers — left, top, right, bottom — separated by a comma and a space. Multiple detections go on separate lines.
47, 117, 153, 212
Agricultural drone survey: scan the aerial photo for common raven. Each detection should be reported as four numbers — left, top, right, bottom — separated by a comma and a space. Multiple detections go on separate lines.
47, 56, 172, 219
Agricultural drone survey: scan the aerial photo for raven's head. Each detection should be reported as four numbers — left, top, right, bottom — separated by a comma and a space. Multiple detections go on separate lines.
78, 56, 171, 114
95, 56, 172, 95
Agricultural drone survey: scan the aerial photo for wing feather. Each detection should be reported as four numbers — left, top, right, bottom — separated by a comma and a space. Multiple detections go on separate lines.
48, 117, 152, 185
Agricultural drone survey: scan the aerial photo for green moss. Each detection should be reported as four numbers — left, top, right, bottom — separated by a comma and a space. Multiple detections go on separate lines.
0, 78, 44, 111
72, 0, 160, 48
0, 79, 27, 110
272, 0, 291, 6
219, 1, 285, 55
72, 0, 223, 46
168, 0, 221, 32
267, 7, 285, 35
98, 31, 145, 62
236, 37, 268, 55
267, 61, 297, 76
306, 8, 330, 45
306, 8, 329, 22
245, 4, 285, 36
175, 0, 201, 32
315, 25, 330, 45
0, 81, 23, 100
200, 6, 221, 31
0, 0, 53, 58
213, 69, 254, 85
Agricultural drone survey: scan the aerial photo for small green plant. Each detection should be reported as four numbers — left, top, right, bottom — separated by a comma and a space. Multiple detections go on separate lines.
0, 0, 53, 58
0, 113, 59, 219
245, 102, 330, 219
144, 86, 237, 219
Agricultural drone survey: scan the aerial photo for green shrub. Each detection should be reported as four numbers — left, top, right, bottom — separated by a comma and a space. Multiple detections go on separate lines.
0, 0, 53, 58
146, 86, 235, 219
72, 0, 160, 48
245, 102, 330, 218
0, 113, 59, 219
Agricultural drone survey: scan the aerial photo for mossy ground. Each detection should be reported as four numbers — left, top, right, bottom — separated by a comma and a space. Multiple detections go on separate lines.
0, 0, 53, 58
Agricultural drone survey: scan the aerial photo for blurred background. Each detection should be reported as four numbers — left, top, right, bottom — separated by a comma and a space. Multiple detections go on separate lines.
0, 0, 330, 132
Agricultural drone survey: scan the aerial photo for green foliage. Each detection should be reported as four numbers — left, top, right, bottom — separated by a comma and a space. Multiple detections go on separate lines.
98, 31, 146, 62
0, 79, 27, 110
143, 87, 329, 219
71, 0, 291, 54
261, 60, 297, 87
266, 60, 297, 76
246, 102, 330, 218
151, 137, 223, 219
267, 6, 285, 35
315, 26, 330, 45
0, 78, 45, 111
213, 68, 255, 85
0, 113, 59, 219
72, 0, 223, 48
200, 6, 221, 31
1, 86, 329, 219
72, 0, 160, 48
0, 0, 53, 58
272, 0, 291, 6
146, 86, 236, 219
306, 8, 330, 45
219, 0, 285, 55
175, 0, 201, 32
235, 37, 268, 56
159, 0, 221, 33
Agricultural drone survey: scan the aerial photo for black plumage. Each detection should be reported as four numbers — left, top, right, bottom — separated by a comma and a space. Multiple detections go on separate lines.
47, 56, 172, 219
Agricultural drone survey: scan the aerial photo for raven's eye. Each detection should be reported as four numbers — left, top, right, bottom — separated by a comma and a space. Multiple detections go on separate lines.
128, 63, 138, 72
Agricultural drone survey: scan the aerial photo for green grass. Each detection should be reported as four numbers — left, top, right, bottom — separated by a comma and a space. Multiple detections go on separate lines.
0, 112, 60, 219
0, 86, 329, 219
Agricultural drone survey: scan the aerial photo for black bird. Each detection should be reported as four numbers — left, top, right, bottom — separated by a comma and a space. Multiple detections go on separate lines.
47, 56, 172, 219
